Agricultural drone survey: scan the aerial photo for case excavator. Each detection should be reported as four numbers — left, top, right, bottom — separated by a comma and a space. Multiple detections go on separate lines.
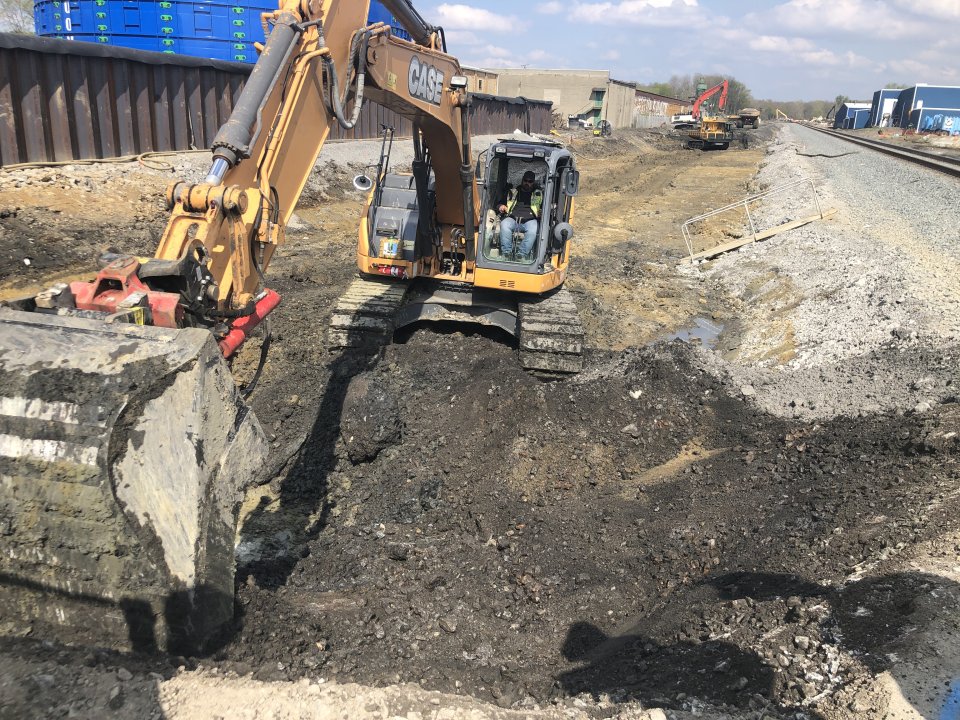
0, 0, 582, 650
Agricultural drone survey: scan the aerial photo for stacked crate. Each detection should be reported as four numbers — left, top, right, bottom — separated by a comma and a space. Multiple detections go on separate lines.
34, 0, 410, 64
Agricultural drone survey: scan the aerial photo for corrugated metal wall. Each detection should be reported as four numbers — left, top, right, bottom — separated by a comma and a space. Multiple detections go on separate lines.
632, 115, 669, 129
0, 33, 551, 166
0, 33, 252, 164
469, 93, 551, 135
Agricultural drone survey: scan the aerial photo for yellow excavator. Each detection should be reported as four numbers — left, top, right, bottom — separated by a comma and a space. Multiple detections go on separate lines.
0, 0, 582, 651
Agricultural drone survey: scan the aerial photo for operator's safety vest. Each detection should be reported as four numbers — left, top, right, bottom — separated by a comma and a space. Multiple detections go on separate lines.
506, 186, 543, 217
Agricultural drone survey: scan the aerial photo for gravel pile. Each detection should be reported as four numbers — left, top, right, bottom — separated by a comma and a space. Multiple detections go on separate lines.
683, 124, 960, 420
0, 133, 505, 204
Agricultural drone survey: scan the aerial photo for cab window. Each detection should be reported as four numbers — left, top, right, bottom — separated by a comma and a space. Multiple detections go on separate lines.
480, 158, 548, 265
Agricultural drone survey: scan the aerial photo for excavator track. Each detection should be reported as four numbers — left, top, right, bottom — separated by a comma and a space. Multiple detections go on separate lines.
328, 279, 584, 376
327, 276, 411, 349
517, 287, 584, 375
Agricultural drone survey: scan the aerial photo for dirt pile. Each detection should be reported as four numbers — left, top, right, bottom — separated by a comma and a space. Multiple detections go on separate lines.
223, 332, 960, 719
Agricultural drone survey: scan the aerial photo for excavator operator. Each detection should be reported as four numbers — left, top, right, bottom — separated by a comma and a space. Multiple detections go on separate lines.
498, 170, 543, 259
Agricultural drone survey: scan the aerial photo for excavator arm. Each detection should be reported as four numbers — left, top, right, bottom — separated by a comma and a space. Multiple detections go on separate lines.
0, 0, 481, 652
692, 79, 729, 121
152, 0, 475, 355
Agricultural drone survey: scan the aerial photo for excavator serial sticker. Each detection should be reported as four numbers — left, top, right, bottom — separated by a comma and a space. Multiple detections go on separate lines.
408, 56, 443, 105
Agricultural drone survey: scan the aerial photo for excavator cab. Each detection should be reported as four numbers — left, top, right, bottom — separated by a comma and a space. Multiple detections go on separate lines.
477, 138, 578, 273
337, 134, 584, 374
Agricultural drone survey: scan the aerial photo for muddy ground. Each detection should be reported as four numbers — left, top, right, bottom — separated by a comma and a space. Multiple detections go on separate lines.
1, 124, 959, 720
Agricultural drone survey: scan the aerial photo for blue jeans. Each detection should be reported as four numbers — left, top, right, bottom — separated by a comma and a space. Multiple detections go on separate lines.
500, 217, 537, 257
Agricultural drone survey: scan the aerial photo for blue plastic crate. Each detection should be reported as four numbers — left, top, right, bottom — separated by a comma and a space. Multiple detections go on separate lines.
36, 0, 413, 62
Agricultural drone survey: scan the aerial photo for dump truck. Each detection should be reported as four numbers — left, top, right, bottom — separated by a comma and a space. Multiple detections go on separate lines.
733, 108, 761, 129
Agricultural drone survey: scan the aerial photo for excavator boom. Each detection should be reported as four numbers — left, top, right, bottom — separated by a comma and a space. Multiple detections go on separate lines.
0, 0, 458, 650
0, 0, 582, 650
692, 79, 729, 121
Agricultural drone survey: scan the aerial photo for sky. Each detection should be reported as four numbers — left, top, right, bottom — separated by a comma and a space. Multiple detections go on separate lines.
416, 0, 960, 101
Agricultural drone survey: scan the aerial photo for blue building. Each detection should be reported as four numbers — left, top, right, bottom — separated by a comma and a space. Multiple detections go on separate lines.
891, 85, 960, 132
868, 88, 902, 127
833, 102, 871, 129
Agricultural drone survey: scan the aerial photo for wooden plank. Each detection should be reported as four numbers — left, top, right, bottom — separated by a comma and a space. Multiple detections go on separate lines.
681, 208, 838, 264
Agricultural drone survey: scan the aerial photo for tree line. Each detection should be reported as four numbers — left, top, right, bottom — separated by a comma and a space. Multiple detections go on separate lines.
638, 74, 909, 121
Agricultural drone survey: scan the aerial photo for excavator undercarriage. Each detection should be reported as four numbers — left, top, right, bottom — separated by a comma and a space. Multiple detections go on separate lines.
328, 277, 584, 375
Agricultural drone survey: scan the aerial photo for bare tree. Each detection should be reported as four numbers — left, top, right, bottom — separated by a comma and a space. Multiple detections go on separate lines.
0, 0, 34, 33
667, 74, 754, 112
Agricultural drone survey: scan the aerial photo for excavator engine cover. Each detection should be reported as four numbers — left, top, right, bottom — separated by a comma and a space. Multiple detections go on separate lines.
0, 308, 267, 652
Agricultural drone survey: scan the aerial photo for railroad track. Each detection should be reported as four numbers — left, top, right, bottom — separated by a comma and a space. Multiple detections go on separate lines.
802, 123, 960, 178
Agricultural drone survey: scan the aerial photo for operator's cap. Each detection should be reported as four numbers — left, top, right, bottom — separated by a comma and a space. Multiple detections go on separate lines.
522, 171, 536, 181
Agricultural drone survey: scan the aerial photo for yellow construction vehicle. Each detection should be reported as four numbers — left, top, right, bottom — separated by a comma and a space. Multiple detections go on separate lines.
731, 107, 761, 129
687, 116, 735, 150
0, 0, 582, 651
686, 79, 734, 150
592, 120, 612, 137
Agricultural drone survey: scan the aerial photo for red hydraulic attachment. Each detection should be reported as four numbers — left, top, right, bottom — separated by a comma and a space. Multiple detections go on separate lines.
692, 79, 729, 120
218, 289, 282, 358
71, 256, 182, 327
70, 255, 280, 357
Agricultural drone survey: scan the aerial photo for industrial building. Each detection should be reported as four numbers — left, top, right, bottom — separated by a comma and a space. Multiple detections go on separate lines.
833, 102, 871, 129
496, 68, 616, 127
890, 84, 960, 133
869, 88, 902, 128
460, 65, 498, 95
494, 68, 685, 130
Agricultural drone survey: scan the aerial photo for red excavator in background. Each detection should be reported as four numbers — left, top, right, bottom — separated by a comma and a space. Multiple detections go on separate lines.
687, 79, 734, 150
691, 79, 729, 121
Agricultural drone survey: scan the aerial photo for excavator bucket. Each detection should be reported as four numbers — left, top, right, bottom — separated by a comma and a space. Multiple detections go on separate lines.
0, 308, 267, 652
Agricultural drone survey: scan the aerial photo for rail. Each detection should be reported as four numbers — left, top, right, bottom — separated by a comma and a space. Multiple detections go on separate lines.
802, 124, 960, 178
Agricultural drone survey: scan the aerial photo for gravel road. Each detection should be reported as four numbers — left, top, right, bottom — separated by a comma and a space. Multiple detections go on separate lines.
685, 123, 960, 421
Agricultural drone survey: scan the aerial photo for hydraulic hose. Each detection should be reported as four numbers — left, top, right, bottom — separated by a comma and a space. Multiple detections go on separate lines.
458, 94, 476, 262
379, 0, 437, 48
321, 27, 368, 130
241, 315, 272, 399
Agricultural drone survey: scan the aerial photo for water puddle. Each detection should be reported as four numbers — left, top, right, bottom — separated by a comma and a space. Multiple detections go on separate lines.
661, 316, 724, 349
941, 679, 960, 720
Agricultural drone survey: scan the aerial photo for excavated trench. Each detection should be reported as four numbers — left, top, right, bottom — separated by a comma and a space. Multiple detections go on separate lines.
1, 126, 959, 719
220, 332, 959, 718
